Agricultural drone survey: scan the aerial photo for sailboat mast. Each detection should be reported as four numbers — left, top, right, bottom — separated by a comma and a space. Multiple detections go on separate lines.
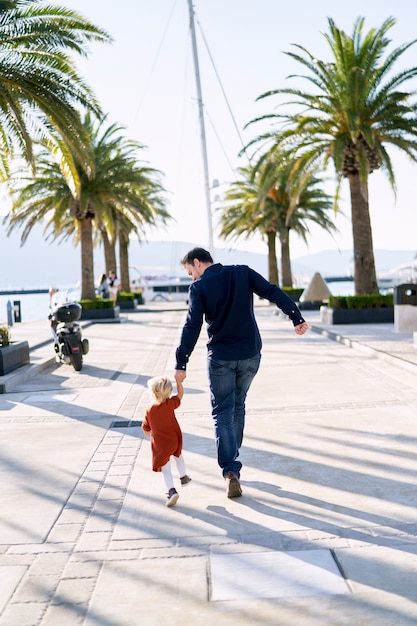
187, 0, 214, 256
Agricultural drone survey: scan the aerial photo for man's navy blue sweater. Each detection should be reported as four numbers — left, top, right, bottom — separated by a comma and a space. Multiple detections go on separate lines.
175, 263, 305, 370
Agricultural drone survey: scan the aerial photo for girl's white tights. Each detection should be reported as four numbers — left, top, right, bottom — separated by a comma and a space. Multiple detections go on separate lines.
161, 454, 187, 491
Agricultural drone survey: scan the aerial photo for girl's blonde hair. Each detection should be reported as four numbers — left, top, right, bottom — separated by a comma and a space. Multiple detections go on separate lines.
147, 376, 172, 404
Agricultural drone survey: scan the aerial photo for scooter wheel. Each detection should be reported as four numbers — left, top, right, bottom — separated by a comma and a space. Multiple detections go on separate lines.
70, 351, 83, 372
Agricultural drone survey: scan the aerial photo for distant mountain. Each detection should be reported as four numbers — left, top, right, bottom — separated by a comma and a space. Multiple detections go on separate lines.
292, 249, 417, 278
1, 224, 415, 289
0, 228, 272, 289
0, 225, 80, 290
129, 240, 271, 278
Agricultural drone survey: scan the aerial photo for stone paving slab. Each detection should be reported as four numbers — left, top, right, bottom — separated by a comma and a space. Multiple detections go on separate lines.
0, 567, 27, 614
0, 420, 109, 544
210, 549, 350, 600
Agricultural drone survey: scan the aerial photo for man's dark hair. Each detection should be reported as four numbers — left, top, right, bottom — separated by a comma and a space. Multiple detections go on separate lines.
181, 247, 213, 265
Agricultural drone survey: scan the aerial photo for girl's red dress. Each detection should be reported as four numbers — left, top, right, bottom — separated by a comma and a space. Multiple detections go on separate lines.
142, 396, 182, 472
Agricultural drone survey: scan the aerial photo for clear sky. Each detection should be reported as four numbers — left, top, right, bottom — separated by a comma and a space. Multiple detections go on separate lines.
53, 0, 417, 259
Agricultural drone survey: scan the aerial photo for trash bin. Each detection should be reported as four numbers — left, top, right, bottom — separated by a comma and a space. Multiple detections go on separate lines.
394, 284, 417, 305
394, 283, 417, 332
13, 300, 22, 323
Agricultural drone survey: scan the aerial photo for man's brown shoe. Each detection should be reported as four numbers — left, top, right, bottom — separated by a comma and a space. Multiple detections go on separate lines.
225, 472, 242, 498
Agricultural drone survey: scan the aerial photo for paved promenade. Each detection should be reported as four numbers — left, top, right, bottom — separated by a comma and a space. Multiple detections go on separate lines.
1, 303, 417, 625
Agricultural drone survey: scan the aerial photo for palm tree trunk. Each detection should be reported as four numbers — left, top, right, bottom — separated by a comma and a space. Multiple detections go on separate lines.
267, 231, 279, 285
119, 232, 130, 292
348, 174, 379, 295
102, 229, 117, 275
80, 217, 96, 300
280, 229, 293, 287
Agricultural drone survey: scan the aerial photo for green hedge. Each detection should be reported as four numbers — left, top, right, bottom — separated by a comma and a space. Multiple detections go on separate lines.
282, 287, 304, 301
116, 291, 135, 302
116, 291, 143, 304
79, 298, 115, 310
328, 294, 394, 310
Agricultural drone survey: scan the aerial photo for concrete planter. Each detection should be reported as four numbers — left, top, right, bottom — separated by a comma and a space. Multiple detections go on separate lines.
0, 341, 30, 375
117, 299, 138, 310
80, 306, 120, 320
321, 306, 394, 325
299, 301, 324, 311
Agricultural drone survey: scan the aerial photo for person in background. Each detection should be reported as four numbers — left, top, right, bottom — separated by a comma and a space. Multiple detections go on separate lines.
108, 269, 121, 303
174, 247, 309, 499
142, 376, 192, 507
97, 273, 110, 299
48, 287, 59, 345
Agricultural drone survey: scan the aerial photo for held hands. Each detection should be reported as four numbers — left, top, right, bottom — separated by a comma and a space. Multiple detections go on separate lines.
294, 322, 309, 335
175, 369, 187, 383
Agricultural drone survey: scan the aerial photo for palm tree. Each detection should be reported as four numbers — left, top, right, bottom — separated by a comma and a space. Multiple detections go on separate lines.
248, 17, 417, 294
219, 165, 280, 284
219, 161, 336, 287
6, 114, 170, 299
97, 197, 170, 293
95, 225, 117, 277
0, 0, 111, 183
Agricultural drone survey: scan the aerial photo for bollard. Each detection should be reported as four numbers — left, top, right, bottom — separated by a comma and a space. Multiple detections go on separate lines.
6, 300, 13, 326
13, 300, 22, 323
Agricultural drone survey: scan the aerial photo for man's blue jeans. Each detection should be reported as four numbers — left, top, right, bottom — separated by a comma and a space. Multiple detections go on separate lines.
207, 354, 261, 478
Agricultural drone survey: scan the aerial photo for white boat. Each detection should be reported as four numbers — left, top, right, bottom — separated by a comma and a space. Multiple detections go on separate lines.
377, 261, 417, 290
130, 275, 192, 303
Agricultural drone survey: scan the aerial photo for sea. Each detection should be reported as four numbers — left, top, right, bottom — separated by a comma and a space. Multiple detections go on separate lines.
0, 280, 355, 325
326, 280, 355, 297
0, 286, 81, 325
0, 293, 49, 325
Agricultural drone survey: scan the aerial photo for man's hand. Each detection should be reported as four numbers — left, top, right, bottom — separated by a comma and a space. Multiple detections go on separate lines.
175, 369, 187, 383
294, 322, 309, 335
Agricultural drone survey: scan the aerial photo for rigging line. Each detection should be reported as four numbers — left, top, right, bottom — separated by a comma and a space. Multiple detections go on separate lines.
177, 20, 192, 187
204, 108, 236, 176
131, 0, 178, 125
195, 15, 251, 165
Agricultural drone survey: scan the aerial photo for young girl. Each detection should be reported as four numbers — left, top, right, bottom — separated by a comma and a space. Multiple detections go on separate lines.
142, 376, 191, 507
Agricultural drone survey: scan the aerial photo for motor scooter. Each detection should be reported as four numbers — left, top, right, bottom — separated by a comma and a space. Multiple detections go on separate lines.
49, 302, 89, 372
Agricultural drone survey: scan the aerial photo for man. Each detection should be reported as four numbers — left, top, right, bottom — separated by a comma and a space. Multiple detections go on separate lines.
174, 247, 309, 499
